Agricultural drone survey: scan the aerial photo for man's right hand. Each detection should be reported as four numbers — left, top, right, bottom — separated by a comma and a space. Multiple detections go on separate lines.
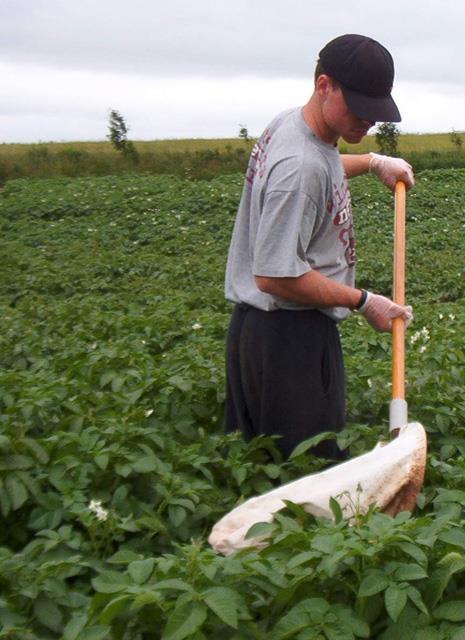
359, 291, 413, 332
368, 152, 415, 191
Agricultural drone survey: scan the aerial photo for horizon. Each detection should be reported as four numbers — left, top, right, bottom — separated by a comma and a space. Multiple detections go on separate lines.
2, 129, 464, 146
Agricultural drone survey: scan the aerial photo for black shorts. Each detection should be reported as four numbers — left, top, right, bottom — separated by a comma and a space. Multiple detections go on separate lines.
225, 304, 346, 459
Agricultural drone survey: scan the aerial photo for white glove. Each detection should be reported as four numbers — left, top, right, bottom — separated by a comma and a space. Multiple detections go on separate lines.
358, 291, 413, 333
368, 152, 415, 191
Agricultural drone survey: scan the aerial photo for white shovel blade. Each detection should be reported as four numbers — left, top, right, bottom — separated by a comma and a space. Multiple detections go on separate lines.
209, 422, 427, 555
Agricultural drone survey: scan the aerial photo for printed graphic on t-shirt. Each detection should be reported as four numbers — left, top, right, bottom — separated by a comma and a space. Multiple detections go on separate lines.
245, 129, 272, 187
329, 178, 355, 267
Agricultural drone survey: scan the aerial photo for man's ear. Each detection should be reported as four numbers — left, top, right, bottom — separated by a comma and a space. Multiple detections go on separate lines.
315, 74, 332, 98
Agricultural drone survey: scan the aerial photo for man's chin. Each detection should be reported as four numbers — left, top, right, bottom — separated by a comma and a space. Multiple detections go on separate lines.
341, 132, 367, 144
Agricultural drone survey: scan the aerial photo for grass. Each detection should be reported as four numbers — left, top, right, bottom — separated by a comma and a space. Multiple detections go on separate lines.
0, 132, 464, 185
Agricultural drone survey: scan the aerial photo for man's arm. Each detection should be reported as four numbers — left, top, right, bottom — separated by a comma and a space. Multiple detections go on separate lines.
255, 270, 412, 332
341, 153, 415, 191
255, 270, 363, 309
341, 153, 370, 178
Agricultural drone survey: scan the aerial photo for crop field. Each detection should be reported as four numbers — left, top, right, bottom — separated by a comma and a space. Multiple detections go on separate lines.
1, 131, 463, 155
1, 132, 465, 187
1, 168, 465, 638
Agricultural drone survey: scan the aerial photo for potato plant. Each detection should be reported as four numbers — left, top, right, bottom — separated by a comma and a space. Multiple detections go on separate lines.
1, 170, 465, 638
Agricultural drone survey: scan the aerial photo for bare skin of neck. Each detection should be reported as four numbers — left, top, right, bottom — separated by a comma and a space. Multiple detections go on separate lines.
301, 94, 338, 146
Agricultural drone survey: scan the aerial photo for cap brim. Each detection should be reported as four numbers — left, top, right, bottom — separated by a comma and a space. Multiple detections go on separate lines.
341, 86, 401, 123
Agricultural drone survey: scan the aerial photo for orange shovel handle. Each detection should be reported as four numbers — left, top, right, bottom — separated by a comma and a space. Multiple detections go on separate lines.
392, 181, 406, 401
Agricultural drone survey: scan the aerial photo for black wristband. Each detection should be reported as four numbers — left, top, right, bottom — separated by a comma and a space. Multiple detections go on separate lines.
354, 289, 368, 310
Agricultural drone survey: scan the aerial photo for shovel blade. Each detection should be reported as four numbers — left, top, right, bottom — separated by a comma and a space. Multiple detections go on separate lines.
209, 422, 427, 555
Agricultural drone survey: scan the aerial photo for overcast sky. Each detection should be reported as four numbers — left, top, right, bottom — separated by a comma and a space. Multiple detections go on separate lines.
2, 0, 465, 143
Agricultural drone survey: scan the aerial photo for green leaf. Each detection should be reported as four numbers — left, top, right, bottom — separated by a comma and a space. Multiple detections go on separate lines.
108, 549, 142, 564
434, 600, 465, 622
33, 594, 63, 633
270, 604, 310, 639
245, 521, 276, 540
426, 552, 465, 609
125, 389, 144, 404
111, 376, 125, 392
168, 505, 186, 527
282, 500, 310, 520
0, 454, 34, 471
347, 616, 370, 638
99, 595, 131, 624
63, 613, 87, 640
414, 629, 443, 640
132, 455, 160, 473
407, 586, 429, 616
272, 598, 330, 639
162, 603, 207, 640
438, 528, 465, 548
5, 475, 28, 510
394, 563, 428, 581
385, 584, 408, 622
0, 435, 11, 450
168, 375, 192, 392
128, 558, 155, 585
76, 625, 111, 640
154, 579, 194, 592
169, 497, 196, 511
264, 463, 282, 479
329, 497, 343, 523
358, 572, 390, 597
132, 591, 161, 610
203, 587, 239, 629
22, 437, 49, 463
0, 489, 11, 517
288, 432, 336, 459
91, 570, 132, 594
287, 551, 320, 570
99, 371, 116, 388
395, 542, 428, 565
324, 624, 355, 640
95, 453, 109, 470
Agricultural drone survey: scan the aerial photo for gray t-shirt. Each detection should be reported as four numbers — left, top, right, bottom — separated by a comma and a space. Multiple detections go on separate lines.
225, 107, 355, 322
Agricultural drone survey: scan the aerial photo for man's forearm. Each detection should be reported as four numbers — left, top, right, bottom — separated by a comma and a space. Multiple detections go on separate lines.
341, 154, 370, 178
255, 270, 363, 309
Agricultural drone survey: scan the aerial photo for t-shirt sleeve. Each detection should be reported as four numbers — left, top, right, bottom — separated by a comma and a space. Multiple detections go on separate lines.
252, 189, 319, 277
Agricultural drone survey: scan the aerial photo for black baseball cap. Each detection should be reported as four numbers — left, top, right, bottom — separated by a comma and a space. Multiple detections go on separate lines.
318, 34, 401, 123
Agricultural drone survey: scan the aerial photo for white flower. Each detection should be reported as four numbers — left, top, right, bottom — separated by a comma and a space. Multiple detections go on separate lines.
367, 378, 372, 388
449, 314, 456, 320
420, 345, 427, 353
89, 500, 109, 522
192, 323, 202, 330
145, 409, 154, 417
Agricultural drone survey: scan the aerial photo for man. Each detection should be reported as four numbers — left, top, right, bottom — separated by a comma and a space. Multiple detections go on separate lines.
224, 34, 414, 460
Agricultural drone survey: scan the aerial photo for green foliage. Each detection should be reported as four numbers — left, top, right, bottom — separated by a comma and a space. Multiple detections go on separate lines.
4, 135, 465, 186
376, 123, 400, 156
1, 170, 465, 637
450, 130, 463, 151
107, 109, 139, 163
238, 124, 250, 142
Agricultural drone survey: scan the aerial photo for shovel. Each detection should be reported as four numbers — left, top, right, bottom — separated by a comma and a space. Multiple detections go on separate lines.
209, 181, 428, 556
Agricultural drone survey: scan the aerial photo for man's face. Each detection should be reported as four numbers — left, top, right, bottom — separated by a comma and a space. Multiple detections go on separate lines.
322, 82, 375, 144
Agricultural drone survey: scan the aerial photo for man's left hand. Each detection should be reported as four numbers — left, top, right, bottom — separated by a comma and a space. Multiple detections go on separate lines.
368, 152, 415, 191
